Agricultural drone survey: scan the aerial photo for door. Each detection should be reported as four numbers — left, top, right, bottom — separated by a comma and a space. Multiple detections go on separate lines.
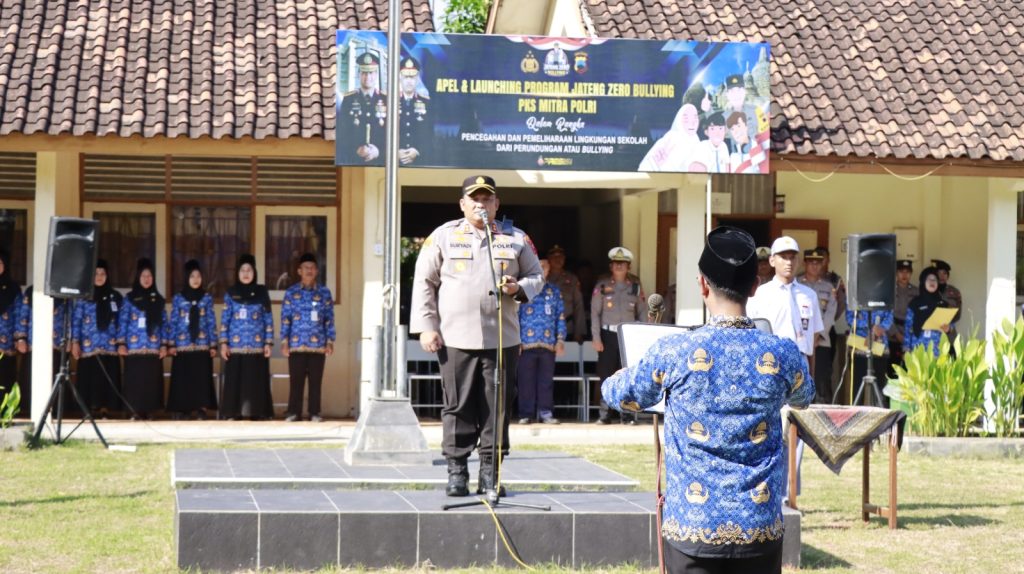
770, 218, 829, 275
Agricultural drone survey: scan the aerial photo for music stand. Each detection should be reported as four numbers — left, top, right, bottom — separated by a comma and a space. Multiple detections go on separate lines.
31, 299, 109, 448
443, 213, 548, 512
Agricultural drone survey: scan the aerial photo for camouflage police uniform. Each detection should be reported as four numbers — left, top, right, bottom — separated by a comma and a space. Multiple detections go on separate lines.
591, 247, 647, 424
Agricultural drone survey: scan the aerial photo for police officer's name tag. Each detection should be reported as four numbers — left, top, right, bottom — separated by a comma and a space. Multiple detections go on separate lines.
238, 308, 248, 320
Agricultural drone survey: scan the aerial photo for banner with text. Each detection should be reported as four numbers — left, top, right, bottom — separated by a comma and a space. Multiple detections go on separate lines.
335, 32, 770, 174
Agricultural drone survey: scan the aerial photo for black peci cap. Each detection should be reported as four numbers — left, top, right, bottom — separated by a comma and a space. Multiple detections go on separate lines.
698, 226, 758, 292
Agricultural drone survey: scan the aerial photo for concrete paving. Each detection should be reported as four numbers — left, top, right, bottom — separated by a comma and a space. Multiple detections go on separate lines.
17, 417, 663, 446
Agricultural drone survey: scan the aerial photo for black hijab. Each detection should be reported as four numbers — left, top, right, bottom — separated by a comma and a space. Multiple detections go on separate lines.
908, 266, 947, 336
226, 254, 271, 311
92, 259, 122, 332
180, 259, 205, 342
127, 258, 165, 336
0, 250, 20, 315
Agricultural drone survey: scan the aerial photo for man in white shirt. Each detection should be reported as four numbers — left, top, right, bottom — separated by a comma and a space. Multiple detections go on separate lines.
748, 237, 825, 364
747, 236, 824, 502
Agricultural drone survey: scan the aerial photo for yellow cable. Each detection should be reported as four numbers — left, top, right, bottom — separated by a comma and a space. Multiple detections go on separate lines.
483, 498, 536, 571
849, 314, 857, 405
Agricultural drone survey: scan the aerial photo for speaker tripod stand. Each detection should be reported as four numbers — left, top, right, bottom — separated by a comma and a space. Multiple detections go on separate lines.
31, 299, 108, 448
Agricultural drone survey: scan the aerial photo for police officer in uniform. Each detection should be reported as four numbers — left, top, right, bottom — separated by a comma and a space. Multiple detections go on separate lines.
545, 245, 585, 342
889, 259, 918, 366
931, 259, 962, 338
756, 246, 773, 285
397, 56, 432, 165
591, 247, 647, 424
411, 175, 544, 497
797, 248, 837, 403
339, 52, 387, 164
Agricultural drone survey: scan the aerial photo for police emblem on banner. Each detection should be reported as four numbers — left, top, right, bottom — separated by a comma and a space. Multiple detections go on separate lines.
520, 51, 539, 74
574, 51, 589, 74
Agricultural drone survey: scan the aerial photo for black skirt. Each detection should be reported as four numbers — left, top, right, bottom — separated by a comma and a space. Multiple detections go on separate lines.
16, 351, 62, 417
76, 354, 122, 411
122, 355, 164, 415
166, 350, 217, 412
220, 353, 273, 419
0, 352, 17, 406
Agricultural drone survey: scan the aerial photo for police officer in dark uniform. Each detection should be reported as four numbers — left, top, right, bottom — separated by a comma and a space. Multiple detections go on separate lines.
339, 52, 387, 164
591, 247, 647, 424
397, 56, 432, 165
889, 259, 918, 366
931, 259, 962, 330
545, 245, 585, 342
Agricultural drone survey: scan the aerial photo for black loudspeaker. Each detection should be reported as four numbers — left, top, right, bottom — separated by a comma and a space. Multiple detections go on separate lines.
846, 233, 896, 310
45, 217, 99, 299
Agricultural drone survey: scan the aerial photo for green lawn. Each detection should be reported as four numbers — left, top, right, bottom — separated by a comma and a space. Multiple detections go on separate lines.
0, 439, 1022, 573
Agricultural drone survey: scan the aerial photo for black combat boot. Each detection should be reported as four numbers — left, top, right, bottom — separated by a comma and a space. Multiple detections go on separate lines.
476, 456, 507, 496
446, 457, 470, 497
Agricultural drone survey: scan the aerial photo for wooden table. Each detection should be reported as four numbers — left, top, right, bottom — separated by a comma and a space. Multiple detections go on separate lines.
786, 420, 899, 529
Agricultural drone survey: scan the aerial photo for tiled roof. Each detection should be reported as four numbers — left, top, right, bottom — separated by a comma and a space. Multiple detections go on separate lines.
583, 1, 1024, 162
0, 0, 433, 140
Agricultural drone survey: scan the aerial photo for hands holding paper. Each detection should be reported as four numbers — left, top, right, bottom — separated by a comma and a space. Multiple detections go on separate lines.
923, 307, 958, 332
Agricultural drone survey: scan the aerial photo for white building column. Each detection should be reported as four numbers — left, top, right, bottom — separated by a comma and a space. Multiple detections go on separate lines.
985, 178, 1021, 340
358, 168, 387, 414
30, 151, 80, 424
620, 189, 661, 297
675, 176, 708, 326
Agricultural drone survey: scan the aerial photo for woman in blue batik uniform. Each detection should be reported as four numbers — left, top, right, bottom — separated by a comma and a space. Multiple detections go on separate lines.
71, 259, 123, 417
904, 266, 951, 357
166, 259, 218, 419
14, 286, 67, 417
117, 258, 169, 419
0, 250, 22, 408
219, 254, 274, 420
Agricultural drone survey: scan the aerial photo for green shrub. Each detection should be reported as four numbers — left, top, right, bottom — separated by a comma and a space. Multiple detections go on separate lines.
890, 332, 988, 437
1, 381, 20, 430
989, 317, 1024, 437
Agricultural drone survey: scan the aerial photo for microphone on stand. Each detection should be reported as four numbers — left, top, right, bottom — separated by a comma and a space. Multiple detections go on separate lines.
647, 293, 665, 323
475, 208, 490, 225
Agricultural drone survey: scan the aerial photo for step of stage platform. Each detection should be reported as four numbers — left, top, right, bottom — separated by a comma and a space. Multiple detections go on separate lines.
172, 449, 639, 491
172, 448, 802, 570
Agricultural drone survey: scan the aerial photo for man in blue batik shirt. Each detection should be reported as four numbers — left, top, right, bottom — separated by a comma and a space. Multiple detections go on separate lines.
281, 253, 336, 422
603, 227, 814, 573
517, 258, 567, 425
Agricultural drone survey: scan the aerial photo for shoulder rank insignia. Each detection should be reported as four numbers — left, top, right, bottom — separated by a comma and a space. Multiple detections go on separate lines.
688, 348, 713, 372
756, 352, 780, 375
685, 482, 709, 504
686, 421, 710, 442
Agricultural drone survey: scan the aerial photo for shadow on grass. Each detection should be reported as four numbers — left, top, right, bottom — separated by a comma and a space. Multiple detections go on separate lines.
896, 501, 1024, 511
894, 513, 995, 528
0, 489, 155, 508
800, 543, 853, 570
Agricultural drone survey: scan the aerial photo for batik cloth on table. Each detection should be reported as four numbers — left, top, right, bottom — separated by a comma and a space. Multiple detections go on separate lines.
788, 405, 906, 474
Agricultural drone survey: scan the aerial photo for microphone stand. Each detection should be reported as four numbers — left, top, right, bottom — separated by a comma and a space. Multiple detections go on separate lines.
444, 210, 549, 512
